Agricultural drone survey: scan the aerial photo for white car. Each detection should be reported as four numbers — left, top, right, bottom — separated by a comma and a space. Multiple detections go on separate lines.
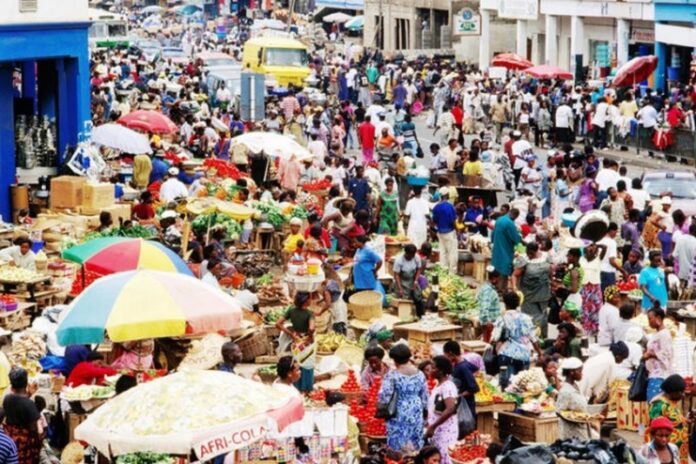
642, 171, 696, 216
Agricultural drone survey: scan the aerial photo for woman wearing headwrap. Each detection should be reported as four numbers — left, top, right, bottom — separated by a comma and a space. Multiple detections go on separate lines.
3, 368, 42, 464
647, 374, 689, 463
641, 417, 680, 464
556, 357, 593, 440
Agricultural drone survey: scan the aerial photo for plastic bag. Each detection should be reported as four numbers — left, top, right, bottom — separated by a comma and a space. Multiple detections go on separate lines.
482, 346, 499, 376
629, 361, 648, 402
456, 399, 476, 439
499, 445, 555, 464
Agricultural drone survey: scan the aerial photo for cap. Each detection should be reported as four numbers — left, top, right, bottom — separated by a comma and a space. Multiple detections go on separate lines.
511, 130, 522, 138
650, 417, 674, 432
560, 357, 583, 370
161, 210, 177, 219
168, 167, 180, 176
289, 217, 303, 226
438, 187, 450, 197
661, 196, 672, 206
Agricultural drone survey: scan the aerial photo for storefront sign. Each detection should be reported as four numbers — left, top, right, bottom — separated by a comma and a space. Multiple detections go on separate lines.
454, 8, 481, 35
194, 423, 269, 460
497, 0, 538, 20
631, 28, 654, 43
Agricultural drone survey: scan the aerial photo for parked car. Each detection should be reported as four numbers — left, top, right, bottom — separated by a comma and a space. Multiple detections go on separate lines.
642, 171, 696, 216
161, 47, 189, 65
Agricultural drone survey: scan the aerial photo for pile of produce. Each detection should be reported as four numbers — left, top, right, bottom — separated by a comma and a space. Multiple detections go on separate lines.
0, 294, 18, 311
62, 384, 115, 401
115, 453, 173, 464
634, 313, 677, 336
257, 282, 289, 306
0, 267, 40, 283
302, 179, 331, 192
425, 265, 478, 319
411, 342, 432, 366
257, 274, 273, 286
316, 333, 347, 353
616, 279, 638, 293
83, 225, 156, 241
348, 374, 386, 436
474, 374, 506, 404
290, 204, 308, 220
518, 393, 555, 415
190, 213, 242, 241
262, 307, 286, 325
448, 432, 490, 464
340, 370, 361, 395
234, 254, 273, 277
505, 367, 548, 397
202, 158, 246, 180
9, 332, 46, 363
254, 201, 286, 229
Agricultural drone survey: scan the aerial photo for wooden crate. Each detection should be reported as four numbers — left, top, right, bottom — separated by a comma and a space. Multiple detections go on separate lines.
68, 413, 87, 442
616, 384, 649, 431
498, 411, 558, 443
476, 401, 517, 441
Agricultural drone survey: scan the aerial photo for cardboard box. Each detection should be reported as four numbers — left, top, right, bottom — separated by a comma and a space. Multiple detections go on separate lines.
50, 176, 85, 209
82, 183, 115, 211
101, 203, 132, 226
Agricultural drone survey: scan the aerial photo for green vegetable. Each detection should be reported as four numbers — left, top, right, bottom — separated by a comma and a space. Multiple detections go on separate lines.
191, 213, 242, 241
257, 274, 273, 286
291, 205, 308, 220
254, 201, 287, 229
83, 225, 156, 242
258, 364, 277, 375
116, 452, 173, 464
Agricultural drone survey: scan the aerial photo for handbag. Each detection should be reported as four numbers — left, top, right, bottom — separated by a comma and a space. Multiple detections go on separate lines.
342, 267, 357, 303
416, 145, 424, 159
456, 398, 476, 439
434, 393, 446, 413
482, 346, 499, 376
375, 377, 397, 419
628, 361, 648, 402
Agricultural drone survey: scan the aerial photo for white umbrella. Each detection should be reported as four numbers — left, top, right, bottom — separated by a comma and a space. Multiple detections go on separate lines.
323, 12, 353, 23
75, 371, 304, 460
229, 132, 313, 162
92, 123, 153, 154
141, 5, 163, 14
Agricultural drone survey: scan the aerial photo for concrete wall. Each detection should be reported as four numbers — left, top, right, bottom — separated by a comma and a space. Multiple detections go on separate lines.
2, 0, 89, 24
454, 20, 516, 63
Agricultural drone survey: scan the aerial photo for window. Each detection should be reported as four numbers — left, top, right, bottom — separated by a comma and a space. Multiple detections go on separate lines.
108, 23, 127, 38
264, 48, 308, 67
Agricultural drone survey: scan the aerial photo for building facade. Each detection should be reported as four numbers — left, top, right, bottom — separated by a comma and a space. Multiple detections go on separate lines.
653, 0, 696, 91
0, 0, 91, 220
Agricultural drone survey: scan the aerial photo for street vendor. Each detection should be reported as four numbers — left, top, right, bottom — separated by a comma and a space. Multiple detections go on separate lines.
217, 341, 243, 374
556, 357, 595, 440
361, 346, 390, 391
112, 340, 155, 371
319, 269, 347, 334
283, 217, 306, 260
66, 352, 117, 387
275, 292, 316, 393
0, 238, 36, 271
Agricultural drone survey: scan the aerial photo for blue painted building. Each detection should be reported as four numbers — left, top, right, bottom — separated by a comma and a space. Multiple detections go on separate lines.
0, 1, 91, 221
654, 0, 696, 91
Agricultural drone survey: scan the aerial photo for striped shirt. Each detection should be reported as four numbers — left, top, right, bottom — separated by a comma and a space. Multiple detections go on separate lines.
0, 430, 17, 464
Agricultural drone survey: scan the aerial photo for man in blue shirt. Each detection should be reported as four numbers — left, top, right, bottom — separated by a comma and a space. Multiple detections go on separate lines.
348, 165, 371, 213
491, 208, 521, 290
216, 342, 242, 374
639, 250, 668, 311
149, 151, 170, 185
431, 187, 458, 273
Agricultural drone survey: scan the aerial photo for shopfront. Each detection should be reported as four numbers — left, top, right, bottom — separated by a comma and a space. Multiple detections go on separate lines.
654, 0, 696, 91
0, 19, 91, 221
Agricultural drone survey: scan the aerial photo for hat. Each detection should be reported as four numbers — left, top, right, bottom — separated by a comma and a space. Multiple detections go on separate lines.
168, 167, 180, 176
511, 130, 522, 138
560, 357, 583, 370
650, 417, 674, 432
161, 210, 177, 220
178, 333, 228, 370
438, 187, 450, 197
661, 196, 672, 206
289, 217, 303, 226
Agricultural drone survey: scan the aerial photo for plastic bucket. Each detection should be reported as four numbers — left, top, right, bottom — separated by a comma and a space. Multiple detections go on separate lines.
31, 241, 44, 253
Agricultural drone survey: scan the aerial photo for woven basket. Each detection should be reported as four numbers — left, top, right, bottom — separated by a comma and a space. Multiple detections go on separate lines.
236, 330, 269, 362
348, 291, 382, 321
255, 367, 276, 384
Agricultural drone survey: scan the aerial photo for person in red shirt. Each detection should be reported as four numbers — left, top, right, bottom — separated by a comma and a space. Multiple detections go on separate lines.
132, 191, 156, 222
667, 103, 686, 128
66, 352, 117, 387
357, 115, 376, 165
304, 214, 331, 249
451, 105, 464, 144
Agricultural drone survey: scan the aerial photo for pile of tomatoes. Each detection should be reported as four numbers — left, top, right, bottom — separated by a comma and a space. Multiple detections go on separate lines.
302, 179, 332, 192
340, 370, 361, 393
617, 279, 638, 292
70, 270, 104, 296
449, 443, 487, 463
202, 159, 246, 180
348, 375, 386, 437
308, 389, 326, 402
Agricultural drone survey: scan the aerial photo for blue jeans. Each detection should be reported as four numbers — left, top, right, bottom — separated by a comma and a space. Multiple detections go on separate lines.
498, 355, 529, 390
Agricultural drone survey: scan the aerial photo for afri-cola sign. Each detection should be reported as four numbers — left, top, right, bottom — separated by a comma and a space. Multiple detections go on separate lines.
194, 422, 269, 460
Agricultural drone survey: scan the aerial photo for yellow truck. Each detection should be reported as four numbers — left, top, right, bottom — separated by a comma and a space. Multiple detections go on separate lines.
241, 37, 310, 88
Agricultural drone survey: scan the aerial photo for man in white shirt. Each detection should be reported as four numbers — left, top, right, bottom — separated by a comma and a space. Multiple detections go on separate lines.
555, 100, 574, 144
592, 97, 609, 149
511, 131, 531, 186
159, 167, 189, 202
215, 82, 232, 110
597, 285, 621, 346
673, 223, 696, 281
628, 178, 651, 211
595, 158, 621, 192
637, 101, 659, 129
307, 133, 328, 159
374, 113, 394, 139
599, 224, 626, 291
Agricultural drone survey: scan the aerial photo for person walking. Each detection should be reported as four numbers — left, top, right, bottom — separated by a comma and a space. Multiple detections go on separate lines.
357, 116, 376, 165
491, 208, 522, 290
431, 188, 458, 274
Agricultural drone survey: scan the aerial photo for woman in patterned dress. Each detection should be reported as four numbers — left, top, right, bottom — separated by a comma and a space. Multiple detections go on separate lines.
378, 344, 428, 454
648, 375, 689, 463
426, 356, 459, 464
580, 243, 604, 335
376, 177, 399, 235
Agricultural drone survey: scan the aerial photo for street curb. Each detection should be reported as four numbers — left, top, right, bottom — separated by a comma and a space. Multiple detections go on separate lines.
571, 143, 696, 173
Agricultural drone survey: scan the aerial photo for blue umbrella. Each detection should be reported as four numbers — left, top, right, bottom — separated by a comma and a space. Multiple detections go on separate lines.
177, 4, 202, 15
345, 15, 363, 31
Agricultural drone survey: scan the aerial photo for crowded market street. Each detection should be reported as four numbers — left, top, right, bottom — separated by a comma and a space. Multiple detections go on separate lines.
2, 1, 696, 463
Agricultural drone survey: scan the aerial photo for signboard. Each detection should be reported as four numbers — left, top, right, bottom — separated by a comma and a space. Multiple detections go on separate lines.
497, 0, 538, 20
194, 421, 269, 460
454, 8, 481, 35
488, 66, 507, 79
631, 28, 654, 43
315, 0, 364, 10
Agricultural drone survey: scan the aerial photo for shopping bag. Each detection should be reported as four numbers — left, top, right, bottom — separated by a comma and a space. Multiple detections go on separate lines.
457, 399, 476, 439
628, 361, 648, 402
482, 346, 499, 376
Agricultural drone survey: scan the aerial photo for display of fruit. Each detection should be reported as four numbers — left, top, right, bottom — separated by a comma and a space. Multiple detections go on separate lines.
0, 267, 40, 283
302, 179, 331, 192
474, 374, 504, 404
616, 279, 638, 292
425, 265, 479, 318
506, 367, 548, 397
9, 332, 46, 364
449, 443, 488, 463
316, 333, 347, 353
308, 389, 327, 402
340, 370, 361, 393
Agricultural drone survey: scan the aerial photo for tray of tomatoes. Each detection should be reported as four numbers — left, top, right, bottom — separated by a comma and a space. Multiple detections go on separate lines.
302, 179, 331, 192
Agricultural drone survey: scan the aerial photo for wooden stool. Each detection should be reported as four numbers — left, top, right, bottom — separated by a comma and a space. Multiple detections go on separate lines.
255, 226, 275, 250
472, 259, 489, 282
393, 298, 415, 321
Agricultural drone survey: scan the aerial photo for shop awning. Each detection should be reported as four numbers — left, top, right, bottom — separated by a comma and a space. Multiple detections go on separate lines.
315, 0, 363, 10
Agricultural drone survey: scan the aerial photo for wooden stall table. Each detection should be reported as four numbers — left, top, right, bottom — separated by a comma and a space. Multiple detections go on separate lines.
395, 321, 461, 347
461, 340, 488, 355
0, 302, 35, 331
476, 401, 516, 440
498, 411, 558, 443
0, 274, 52, 302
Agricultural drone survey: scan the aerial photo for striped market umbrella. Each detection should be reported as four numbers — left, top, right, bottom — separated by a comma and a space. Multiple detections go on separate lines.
63, 238, 193, 276
56, 270, 242, 345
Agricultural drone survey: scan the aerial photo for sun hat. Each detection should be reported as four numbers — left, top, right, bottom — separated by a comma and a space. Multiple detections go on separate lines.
560, 357, 583, 370
650, 417, 674, 432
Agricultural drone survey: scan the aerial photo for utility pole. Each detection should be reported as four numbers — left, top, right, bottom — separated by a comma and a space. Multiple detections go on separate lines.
287, 0, 295, 31
377, 0, 383, 49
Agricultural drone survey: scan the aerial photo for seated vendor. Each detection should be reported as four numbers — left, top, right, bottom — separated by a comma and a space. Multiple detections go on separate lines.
217, 341, 243, 374
283, 217, 305, 261
0, 237, 36, 271
234, 279, 260, 313
112, 340, 154, 371
544, 322, 582, 359
132, 191, 158, 227
360, 346, 390, 391
66, 352, 117, 387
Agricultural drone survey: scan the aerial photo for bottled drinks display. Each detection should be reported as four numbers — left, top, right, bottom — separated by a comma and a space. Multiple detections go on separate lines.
15, 114, 57, 169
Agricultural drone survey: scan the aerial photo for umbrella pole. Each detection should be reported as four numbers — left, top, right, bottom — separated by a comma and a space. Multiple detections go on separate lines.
205, 214, 212, 246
